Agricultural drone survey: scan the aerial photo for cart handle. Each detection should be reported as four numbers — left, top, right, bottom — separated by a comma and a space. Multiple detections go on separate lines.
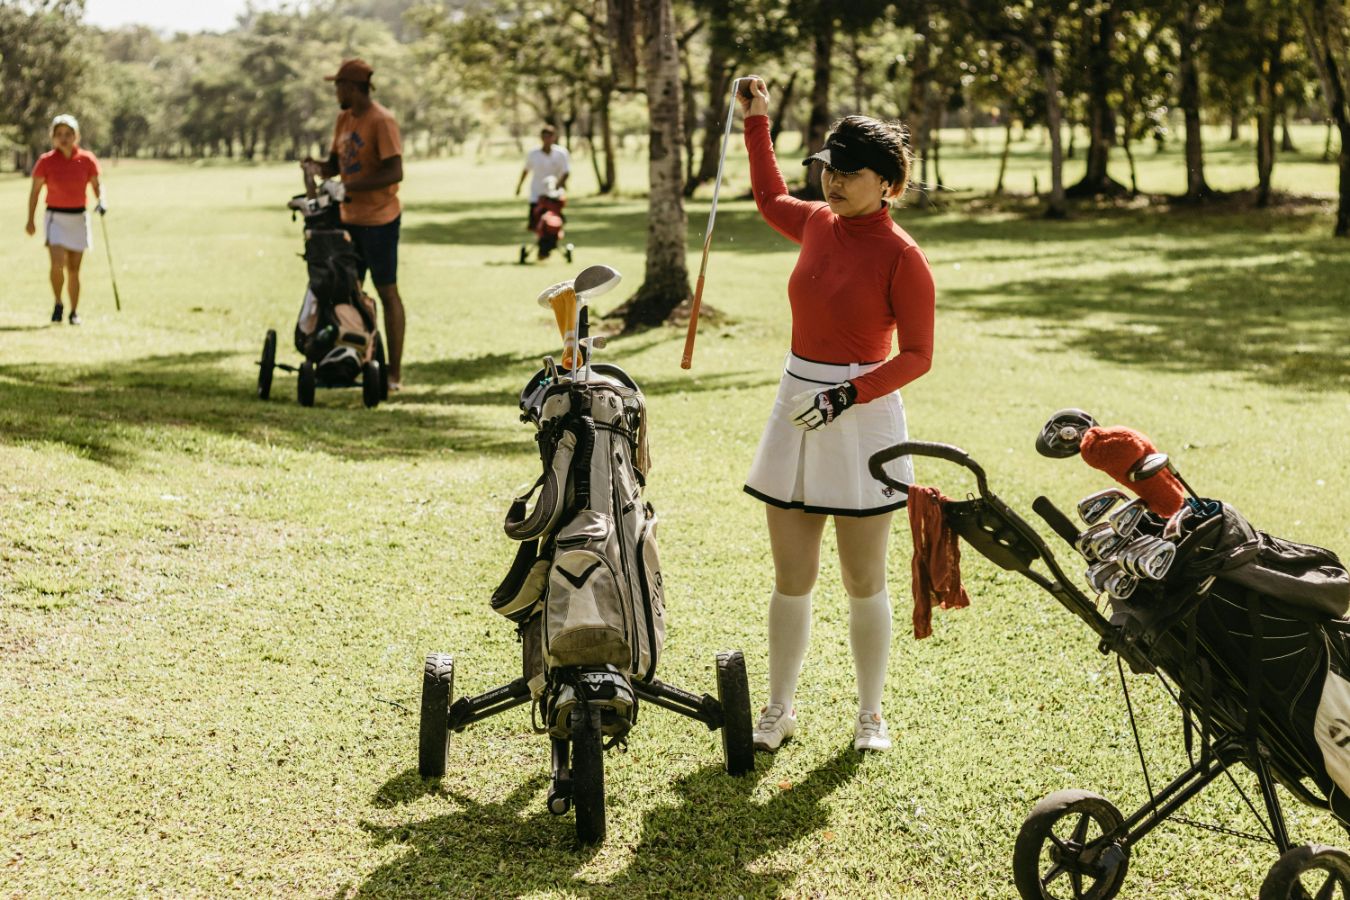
869, 441, 989, 497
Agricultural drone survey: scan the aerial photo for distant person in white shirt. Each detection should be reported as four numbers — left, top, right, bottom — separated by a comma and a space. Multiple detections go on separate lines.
515, 124, 570, 231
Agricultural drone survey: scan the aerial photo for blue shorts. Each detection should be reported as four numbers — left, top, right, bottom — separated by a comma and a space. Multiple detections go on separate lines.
344, 215, 401, 288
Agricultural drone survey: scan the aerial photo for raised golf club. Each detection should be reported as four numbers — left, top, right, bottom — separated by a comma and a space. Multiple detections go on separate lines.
681, 76, 745, 370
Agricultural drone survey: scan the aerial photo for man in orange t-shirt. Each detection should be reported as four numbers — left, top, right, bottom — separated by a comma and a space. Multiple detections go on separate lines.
302, 58, 407, 390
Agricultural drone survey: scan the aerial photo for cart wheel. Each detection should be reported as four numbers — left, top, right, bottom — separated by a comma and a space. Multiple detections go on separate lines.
716, 650, 755, 776
374, 335, 390, 401
1012, 789, 1129, 900
418, 654, 454, 778
564, 243, 574, 264
362, 360, 381, 408
298, 361, 316, 407
519, 245, 529, 265
257, 329, 276, 400
1260, 845, 1350, 900
570, 705, 605, 845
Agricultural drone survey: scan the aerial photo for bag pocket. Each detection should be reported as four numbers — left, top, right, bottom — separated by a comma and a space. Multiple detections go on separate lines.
490, 539, 550, 624
544, 511, 631, 668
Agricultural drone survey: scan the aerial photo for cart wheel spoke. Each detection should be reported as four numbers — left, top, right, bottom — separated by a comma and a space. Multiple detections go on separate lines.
1040, 862, 1067, 888
1315, 873, 1338, 900
1069, 869, 1085, 898
1048, 833, 1070, 853
1071, 812, 1092, 845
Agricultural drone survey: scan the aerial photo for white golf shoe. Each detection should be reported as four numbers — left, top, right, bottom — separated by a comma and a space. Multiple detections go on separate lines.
752, 703, 797, 752
854, 712, 892, 752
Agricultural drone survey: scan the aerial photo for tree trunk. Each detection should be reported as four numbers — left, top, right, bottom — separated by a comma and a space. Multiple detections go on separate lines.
681, 51, 698, 189
1300, 0, 1350, 236
1229, 103, 1242, 140
994, 115, 1013, 195
931, 103, 945, 195
1280, 110, 1297, 152
908, 14, 934, 209
801, 27, 834, 200
1123, 134, 1138, 195
769, 71, 798, 149
599, 83, 617, 193
1255, 12, 1288, 207
1179, 2, 1212, 200
686, 42, 731, 197
617, 0, 690, 330
1067, 0, 1125, 196
1039, 40, 1068, 218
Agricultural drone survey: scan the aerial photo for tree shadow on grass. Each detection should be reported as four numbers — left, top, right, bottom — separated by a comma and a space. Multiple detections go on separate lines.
0, 346, 780, 471
931, 213, 1350, 392
0, 351, 532, 469
354, 749, 858, 899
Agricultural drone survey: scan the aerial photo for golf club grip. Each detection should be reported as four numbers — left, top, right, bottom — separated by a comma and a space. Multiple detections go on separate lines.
680, 275, 706, 369
1032, 496, 1080, 546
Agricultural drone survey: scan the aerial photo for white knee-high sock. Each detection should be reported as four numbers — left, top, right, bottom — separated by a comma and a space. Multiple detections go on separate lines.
849, 588, 892, 716
767, 589, 812, 711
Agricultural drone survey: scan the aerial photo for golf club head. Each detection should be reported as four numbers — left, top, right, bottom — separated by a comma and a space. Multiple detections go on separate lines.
1035, 408, 1097, 458
1108, 498, 1150, 538
1115, 536, 1156, 578
1075, 522, 1115, 561
573, 265, 622, 303
1124, 537, 1177, 580
1077, 488, 1129, 525
1163, 505, 1195, 541
1088, 528, 1131, 563
1085, 560, 1136, 599
1128, 452, 1171, 482
580, 336, 608, 351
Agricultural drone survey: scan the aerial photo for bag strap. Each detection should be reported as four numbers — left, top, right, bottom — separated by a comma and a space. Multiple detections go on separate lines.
504, 429, 577, 541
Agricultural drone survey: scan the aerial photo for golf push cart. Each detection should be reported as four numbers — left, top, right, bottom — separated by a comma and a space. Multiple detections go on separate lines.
256, 177, 387, 409
869, 411, 1350, 899
417, 264, 755, 846
519, 175, 574, 265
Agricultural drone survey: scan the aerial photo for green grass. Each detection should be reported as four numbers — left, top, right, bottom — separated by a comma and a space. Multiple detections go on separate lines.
2, 130, 1350, 898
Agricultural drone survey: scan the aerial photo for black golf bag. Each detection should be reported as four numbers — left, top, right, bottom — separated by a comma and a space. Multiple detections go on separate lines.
289, 190, 380, 386
491, 361, 663, 735
1108, 502, 1350, 815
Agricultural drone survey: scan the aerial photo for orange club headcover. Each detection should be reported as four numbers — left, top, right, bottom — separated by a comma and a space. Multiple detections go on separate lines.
1079, 426, 1186, 517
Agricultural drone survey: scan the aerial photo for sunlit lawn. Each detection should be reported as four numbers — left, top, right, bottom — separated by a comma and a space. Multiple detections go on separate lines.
1, 125, 1348, 897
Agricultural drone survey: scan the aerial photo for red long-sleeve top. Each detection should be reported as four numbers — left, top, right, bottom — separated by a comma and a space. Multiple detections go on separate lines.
744, 114, 935, 403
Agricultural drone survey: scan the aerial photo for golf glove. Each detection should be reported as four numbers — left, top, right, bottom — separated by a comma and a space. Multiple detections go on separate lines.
95, 199, 107, 215
790, 382, 857, 431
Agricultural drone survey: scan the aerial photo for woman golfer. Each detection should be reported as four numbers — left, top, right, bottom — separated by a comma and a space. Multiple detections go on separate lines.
737, 77, 935, 753
25, 114, 105, 326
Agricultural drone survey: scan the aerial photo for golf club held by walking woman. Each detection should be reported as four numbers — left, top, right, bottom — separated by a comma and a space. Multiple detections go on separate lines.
98, 205, 122, 311
681, 76, 746, 370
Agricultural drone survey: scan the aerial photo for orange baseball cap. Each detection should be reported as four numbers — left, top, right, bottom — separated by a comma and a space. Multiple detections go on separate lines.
324, 58, 374, 83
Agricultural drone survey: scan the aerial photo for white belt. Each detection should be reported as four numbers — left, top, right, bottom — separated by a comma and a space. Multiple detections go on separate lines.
783, 352, 882, 385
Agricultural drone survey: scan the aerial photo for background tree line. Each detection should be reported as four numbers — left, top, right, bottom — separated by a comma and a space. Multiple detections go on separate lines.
7, 0, 1350, 321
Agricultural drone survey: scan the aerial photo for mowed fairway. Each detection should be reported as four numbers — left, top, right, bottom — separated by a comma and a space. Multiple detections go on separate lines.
3, 132, 1350, 898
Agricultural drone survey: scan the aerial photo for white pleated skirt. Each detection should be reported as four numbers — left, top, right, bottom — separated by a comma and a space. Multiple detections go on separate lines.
744, 353, 914, 517
45, 210, 91, 252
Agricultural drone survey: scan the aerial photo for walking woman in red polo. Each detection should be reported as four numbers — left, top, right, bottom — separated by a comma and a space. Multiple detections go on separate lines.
736, 77, 935, 754
25, 114, 105, 325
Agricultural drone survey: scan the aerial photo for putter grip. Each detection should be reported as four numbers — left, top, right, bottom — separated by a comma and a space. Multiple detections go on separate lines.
680, 275, 706, 369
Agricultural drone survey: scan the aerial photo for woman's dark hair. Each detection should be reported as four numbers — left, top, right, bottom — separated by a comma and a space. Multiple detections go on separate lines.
829, 115, 914, 199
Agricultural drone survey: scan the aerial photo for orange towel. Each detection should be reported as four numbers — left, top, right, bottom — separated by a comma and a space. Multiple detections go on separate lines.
908, 485, 971, 639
